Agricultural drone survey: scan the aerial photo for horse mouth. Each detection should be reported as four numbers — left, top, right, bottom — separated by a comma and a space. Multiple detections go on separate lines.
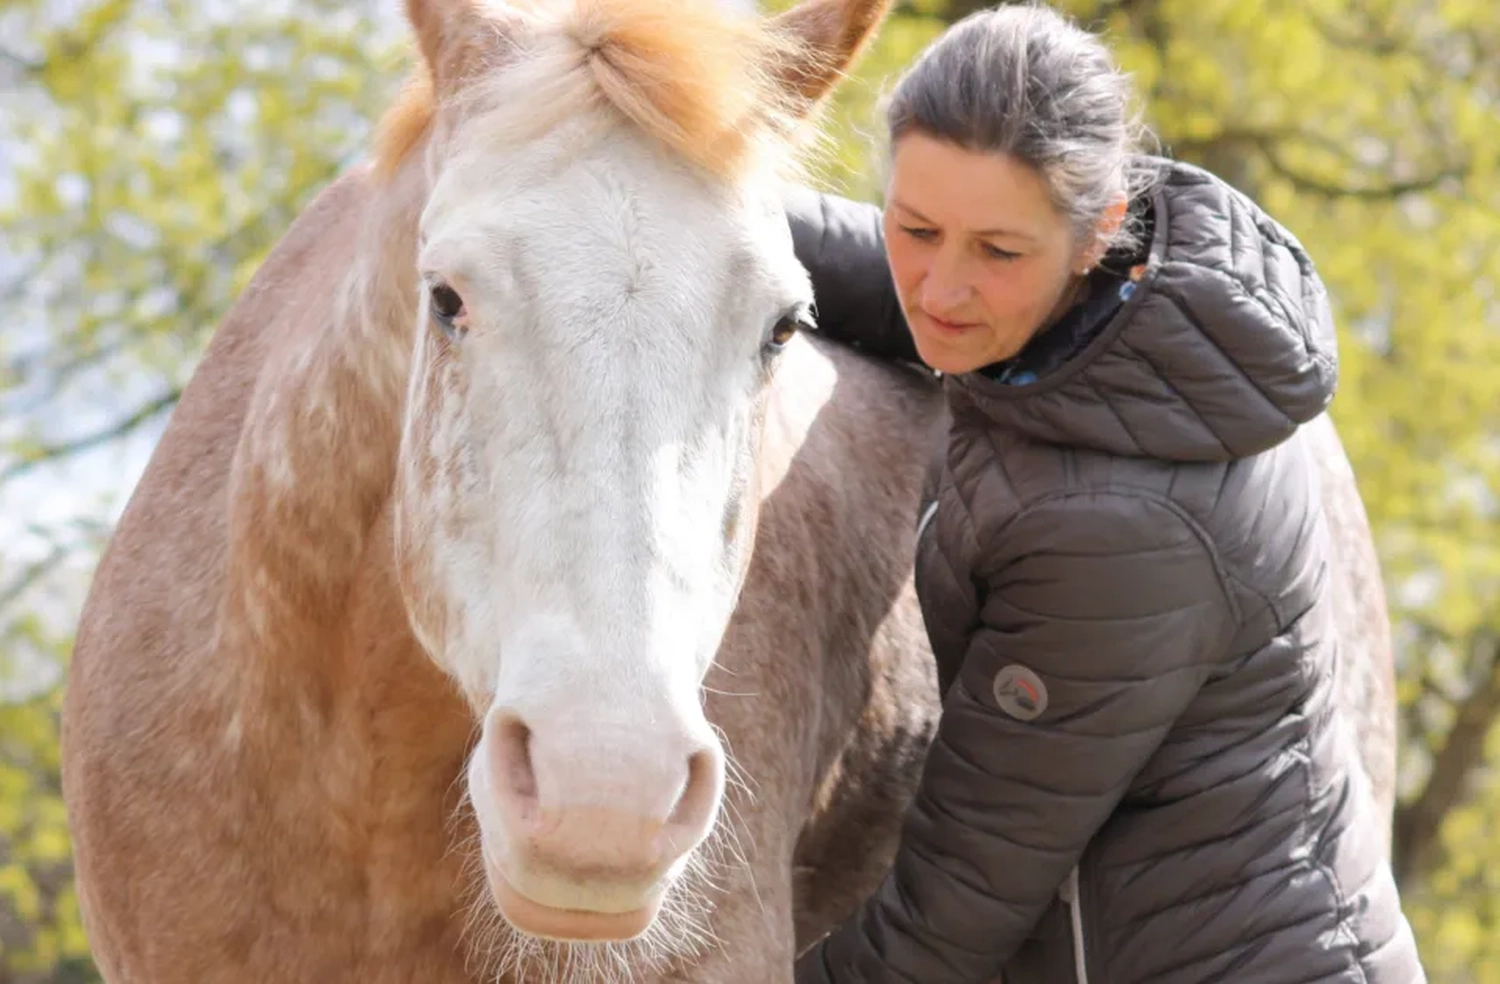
484, 859, 668, 942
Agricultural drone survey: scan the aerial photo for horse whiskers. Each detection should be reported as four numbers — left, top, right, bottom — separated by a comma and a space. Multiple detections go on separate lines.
445, 805, 751, 984
711, 720, 762, 807
700, 684, 760, 697
454, 825, 509, 982
443, 775, 478, 860
706, 723, 765, 918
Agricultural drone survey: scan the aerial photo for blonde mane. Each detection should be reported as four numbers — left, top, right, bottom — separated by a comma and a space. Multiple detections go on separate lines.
374, 0, 816, 182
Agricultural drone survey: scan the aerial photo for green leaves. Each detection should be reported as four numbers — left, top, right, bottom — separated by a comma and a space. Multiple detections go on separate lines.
0, 679, 79, 977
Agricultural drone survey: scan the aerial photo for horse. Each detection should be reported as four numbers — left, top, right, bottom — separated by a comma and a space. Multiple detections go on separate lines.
60, 0, 948, 979
1306, 411, 1400, 857
57, 0, 1401, 978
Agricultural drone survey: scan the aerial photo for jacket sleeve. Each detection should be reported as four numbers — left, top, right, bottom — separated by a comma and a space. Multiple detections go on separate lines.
795, 491, 1240, 984
782, 184, 922, 366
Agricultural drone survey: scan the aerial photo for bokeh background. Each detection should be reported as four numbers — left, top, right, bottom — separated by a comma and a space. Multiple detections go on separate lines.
2, 0, 1498, 979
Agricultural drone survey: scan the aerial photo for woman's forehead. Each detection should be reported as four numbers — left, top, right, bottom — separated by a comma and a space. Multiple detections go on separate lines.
886, 133, 1066, 241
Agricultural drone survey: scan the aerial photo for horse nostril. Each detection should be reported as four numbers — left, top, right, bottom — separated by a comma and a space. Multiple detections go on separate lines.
666, 746, 723, 838
488, 711, 538, 815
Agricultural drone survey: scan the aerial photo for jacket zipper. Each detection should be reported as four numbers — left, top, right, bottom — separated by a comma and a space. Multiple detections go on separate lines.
1059, 865, 1090, 984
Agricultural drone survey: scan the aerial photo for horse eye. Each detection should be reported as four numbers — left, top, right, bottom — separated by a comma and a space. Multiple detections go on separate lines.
765, 306, 814, 353
429, 282, 467, 335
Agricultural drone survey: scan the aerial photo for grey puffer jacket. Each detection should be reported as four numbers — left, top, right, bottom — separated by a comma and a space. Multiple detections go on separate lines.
786, 159, 1426, 984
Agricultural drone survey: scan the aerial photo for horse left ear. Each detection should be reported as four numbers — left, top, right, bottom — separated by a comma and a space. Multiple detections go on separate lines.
405, 0, 526, 97
766, 0, 894, 114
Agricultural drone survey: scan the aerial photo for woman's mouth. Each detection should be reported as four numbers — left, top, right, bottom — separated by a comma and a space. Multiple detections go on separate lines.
922, 312, 982, 335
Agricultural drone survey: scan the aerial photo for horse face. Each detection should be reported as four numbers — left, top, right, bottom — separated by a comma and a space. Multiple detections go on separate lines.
394, 105, 811, 943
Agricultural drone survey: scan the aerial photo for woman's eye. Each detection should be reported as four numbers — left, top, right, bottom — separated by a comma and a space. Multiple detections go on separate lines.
429, 281, 467, 337
900, 225, 937, 241
981, 243, 1021, 261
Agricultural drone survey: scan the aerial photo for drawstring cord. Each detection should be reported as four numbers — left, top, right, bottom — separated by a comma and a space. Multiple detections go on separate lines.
1059, 866, 1090, 984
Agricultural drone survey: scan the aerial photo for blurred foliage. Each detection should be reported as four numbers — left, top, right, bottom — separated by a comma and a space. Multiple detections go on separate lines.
0, 673, 89, 982
1, 0, 1498, 980
0, 0, 408, 485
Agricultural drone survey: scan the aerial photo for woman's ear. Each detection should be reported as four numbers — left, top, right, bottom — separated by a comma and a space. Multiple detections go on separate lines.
1078, 196, 1128, 273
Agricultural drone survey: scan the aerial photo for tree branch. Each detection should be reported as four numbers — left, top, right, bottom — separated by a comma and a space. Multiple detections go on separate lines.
4, 334, 136, 414
1392, 633, 1500, 887
1166, 125, 1324, 161
1257, 141, 1467, 201
0, 542, 72, 613
0, 387, 181, 486
0, 257, 42, 302
1304, 8, 1402, 57
0, 46, 43, 75
0, 518, 111, 626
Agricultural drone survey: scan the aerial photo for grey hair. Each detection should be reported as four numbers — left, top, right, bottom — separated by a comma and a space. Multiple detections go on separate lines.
884, 2, 1161, 255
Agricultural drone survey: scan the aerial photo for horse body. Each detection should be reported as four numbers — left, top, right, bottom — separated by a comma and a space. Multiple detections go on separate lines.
1306, 411, 1400, 855
59, 0, 1397, 979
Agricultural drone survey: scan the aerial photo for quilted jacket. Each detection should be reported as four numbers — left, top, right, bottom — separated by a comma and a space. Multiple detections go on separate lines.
785, 158, 1427, 984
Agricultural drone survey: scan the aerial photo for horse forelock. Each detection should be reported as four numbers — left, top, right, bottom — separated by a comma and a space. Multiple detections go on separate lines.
374, 0, 815, 184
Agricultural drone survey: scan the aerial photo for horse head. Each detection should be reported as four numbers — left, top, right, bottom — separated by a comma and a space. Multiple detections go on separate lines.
385, 0, 890, 946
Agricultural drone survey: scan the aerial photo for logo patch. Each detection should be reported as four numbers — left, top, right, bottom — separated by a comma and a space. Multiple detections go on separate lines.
992, 664, 1048, 721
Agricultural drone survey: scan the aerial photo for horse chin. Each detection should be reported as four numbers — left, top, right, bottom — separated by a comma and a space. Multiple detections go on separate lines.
483, 858, 669, 943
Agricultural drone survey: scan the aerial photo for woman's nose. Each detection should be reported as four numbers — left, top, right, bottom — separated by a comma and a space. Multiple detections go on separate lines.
921, 261, 975, 313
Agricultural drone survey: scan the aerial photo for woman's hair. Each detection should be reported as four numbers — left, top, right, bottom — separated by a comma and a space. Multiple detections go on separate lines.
884, 2, 1161, 254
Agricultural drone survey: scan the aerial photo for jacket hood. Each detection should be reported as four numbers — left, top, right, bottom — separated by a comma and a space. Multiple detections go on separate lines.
950, 158, 1339, 462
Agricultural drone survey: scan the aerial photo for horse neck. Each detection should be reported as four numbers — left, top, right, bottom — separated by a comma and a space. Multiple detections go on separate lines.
215, 149, 430, 724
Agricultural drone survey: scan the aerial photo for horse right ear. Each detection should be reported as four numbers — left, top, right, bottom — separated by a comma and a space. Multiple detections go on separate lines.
767, 0, 894, 114
404, 0, 525, 97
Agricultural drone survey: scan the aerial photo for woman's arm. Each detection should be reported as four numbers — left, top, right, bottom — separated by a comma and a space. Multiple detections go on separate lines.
782, 185, 923, 366
795, 491, 1239, 984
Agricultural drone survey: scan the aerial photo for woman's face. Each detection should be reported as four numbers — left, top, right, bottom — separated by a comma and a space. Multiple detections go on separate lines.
881, 132, 1095, 375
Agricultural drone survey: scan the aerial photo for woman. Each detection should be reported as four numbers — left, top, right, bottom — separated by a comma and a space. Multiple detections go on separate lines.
783, 4, 1427, 984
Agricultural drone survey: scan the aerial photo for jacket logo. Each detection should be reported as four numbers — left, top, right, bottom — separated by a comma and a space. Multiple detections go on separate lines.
993, 664, 1048, 721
